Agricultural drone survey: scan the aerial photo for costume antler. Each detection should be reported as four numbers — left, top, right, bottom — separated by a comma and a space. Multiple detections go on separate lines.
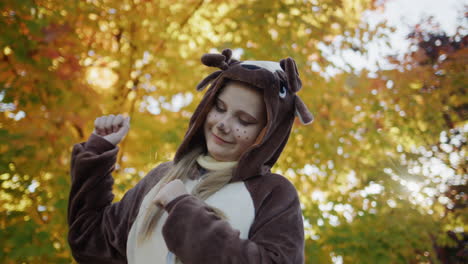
201, 49, 233, 70
280, 58, 314, 125
196, 49, 238, 91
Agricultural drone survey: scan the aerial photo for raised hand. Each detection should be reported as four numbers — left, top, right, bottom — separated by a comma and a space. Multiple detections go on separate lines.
92, 114, 130, 146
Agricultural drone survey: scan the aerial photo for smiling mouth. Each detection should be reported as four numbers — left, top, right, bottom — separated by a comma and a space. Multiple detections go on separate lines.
211, 132, 231, 144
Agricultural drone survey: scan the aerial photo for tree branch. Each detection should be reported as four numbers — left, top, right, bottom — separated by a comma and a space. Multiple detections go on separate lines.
116, 0, 206, 169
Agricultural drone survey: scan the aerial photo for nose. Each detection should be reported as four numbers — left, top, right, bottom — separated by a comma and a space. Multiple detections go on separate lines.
215, 116, 231, 134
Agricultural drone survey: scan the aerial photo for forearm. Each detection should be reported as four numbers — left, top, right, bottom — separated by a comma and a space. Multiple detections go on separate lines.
67, 134, 126, 263
162, 194, 304, 263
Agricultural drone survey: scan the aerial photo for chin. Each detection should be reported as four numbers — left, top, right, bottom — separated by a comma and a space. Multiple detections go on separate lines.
211, 155, 226, 161
206, 135, 239, 161
208, 149, 234, 162
209, 151, 229, 161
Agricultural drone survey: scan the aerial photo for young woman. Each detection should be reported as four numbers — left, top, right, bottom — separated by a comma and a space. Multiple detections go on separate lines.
68, 49, 313, 263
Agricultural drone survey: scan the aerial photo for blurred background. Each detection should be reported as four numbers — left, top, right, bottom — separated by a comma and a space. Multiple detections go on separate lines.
0, 0, 466, 263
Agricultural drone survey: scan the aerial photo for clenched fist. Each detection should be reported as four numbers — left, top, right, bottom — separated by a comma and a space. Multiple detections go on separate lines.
153, 179, 188, 208
93, 114, 130, 146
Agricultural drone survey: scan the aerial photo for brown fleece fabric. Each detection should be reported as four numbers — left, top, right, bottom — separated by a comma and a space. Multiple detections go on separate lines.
162, 174, 304, 263
68, 134, 173, 263
68, 49, 312, 263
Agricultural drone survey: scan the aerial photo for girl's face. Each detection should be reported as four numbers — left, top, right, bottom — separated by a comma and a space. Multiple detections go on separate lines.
204, 82, 266, 162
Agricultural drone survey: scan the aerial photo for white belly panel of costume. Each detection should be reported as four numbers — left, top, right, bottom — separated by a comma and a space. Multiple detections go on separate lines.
203, 182, 255, 239
127, 179, 255, 264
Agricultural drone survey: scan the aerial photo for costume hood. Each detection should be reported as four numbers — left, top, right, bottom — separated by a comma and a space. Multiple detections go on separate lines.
174, 49, 313, 182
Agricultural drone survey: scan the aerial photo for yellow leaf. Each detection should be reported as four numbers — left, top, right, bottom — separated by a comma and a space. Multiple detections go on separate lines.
413, 95, 424, 105
409, 82, 423, 89
390, 127, 400, 134
417, 121, 427, 132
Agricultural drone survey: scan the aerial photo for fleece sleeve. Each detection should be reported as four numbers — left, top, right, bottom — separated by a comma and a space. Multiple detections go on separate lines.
67, 134, 167, 263
161, 176, 304, 264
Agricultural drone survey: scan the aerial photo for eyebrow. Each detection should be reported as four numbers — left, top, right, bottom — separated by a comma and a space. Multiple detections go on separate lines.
217, 98, 259, 122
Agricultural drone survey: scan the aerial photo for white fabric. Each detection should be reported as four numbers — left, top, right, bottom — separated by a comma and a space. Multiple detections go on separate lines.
241, 61, 283, 73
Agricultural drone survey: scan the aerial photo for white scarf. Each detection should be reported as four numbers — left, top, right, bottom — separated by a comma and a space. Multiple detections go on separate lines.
196, 154, 237, 171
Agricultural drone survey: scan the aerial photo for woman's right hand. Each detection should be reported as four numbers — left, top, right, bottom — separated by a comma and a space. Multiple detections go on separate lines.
92, 114, 130, 146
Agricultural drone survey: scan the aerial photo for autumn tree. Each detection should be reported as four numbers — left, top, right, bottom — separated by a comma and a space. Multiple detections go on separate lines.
6, 1, 465, 264
385, 18, 467, 263
1, 0, 385, 263
296, 14, 466, 263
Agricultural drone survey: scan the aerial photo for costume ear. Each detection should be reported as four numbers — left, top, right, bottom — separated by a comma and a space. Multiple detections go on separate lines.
196, 70, 222, 91
294, 96, 314, 125
280, 57, 301, 93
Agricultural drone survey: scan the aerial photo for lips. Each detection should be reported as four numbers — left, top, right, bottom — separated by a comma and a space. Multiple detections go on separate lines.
211, 132, 231, 144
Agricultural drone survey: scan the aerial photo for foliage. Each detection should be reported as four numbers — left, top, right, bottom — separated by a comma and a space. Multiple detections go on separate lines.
1, 0, 466, 263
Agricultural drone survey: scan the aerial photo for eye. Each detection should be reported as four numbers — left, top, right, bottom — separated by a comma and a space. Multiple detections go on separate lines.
239, 119, 251, 126
214, 101, 225, 112
279, 86, 287, 98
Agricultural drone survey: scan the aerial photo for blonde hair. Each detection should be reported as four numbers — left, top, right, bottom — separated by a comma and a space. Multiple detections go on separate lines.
138, 145, 232, 243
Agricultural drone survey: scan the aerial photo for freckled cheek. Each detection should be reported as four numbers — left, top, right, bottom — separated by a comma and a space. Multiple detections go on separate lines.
206, 111, 219, 127
233, 126, 253, 141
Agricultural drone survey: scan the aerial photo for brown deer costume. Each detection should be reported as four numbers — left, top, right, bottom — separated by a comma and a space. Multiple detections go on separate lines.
68, 49, 313, 263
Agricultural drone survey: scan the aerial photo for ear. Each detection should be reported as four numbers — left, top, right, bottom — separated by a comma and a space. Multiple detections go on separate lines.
294, 96, 314, 125
280, 57, 301, 93
196, 70, 222, 91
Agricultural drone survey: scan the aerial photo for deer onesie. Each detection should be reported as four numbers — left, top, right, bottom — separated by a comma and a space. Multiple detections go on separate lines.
68, 49, 313, 264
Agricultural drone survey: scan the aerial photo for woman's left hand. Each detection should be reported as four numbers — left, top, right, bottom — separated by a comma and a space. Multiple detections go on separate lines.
153, 179, 188, 208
